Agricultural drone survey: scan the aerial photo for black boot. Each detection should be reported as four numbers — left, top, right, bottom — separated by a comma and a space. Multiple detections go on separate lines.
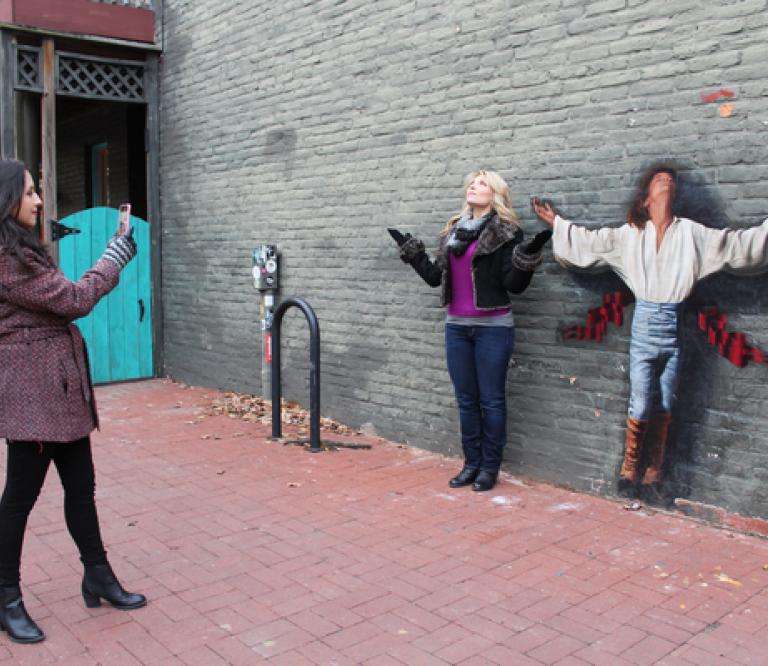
82, 563, 146, 610
472, 470, 498, 492
0, 585, 44, 643
449, 467, 479, 488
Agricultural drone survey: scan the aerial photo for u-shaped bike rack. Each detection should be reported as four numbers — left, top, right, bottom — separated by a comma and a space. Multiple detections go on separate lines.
270, 297, 322, 452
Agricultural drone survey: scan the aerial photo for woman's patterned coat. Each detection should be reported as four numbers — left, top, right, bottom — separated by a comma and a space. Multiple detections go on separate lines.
0, 251, 120, 442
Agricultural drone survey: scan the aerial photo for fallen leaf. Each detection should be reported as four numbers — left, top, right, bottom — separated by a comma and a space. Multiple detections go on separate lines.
716, 573, 742, 587
719, 103, 734, 118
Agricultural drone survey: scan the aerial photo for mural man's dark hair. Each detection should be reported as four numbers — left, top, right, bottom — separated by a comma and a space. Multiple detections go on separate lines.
627, 162, 678, 229
0, 159, 49, 266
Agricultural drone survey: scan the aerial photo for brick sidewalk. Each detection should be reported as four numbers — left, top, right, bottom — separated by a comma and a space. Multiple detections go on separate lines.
1, 379, 767, 665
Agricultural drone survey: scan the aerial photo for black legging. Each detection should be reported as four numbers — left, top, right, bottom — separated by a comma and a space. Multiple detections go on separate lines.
0, 437, 107, 586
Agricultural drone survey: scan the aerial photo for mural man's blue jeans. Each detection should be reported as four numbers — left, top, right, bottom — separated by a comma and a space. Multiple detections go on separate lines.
445, 324, 515, 474
628, 300, 682, 421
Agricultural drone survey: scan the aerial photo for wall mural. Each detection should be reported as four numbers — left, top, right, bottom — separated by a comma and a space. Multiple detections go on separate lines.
532, 163, 768, 506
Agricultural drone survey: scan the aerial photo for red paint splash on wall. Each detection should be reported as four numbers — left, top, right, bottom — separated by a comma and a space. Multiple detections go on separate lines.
562, 291, 632, 342
698, 306, 766, 368
563, 295, 766, 369
701, 88, 735, 103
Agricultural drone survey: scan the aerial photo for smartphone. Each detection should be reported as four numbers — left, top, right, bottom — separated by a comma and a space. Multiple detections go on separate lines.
117, 203, 131, 235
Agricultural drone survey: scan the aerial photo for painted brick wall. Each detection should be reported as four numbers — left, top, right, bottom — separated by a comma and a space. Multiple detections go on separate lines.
158, 0, 768, 519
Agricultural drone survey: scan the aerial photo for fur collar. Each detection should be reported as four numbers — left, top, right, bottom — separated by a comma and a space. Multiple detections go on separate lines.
438, 213, 520, 262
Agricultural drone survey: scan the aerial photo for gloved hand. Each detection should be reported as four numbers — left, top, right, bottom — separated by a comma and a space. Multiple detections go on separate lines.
388, 228, 425, 263
523, 229, 553, 254
387, 228, 411, 246
511, 229, 551, 272
102, 227, 137, 269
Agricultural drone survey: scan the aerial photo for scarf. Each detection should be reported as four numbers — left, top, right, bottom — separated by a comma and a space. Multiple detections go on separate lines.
446, 211, 493, 256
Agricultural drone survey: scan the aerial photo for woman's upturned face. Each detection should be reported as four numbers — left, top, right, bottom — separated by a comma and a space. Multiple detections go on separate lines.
466, 175, 493, 211
15, 170, 42, 229
645, 171, 676, 208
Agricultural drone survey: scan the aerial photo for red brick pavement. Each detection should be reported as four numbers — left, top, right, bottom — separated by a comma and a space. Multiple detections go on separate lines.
1, 379, 767, 665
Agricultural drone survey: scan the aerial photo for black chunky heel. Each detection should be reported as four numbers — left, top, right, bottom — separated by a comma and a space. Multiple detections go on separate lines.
82, 563, 146, 610
81, 582, 101, 608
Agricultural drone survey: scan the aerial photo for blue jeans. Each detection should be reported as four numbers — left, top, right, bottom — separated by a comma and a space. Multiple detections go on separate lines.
628, 300, 682, 421
445, 324, 515, 474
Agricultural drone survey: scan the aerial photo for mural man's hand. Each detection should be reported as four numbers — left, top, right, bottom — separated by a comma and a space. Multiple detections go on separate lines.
531, 197, 557, 226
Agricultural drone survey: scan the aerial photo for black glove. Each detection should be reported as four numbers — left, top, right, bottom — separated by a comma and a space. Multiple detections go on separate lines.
524, 229, 553, 255
388, 228, 425, 263
511, 229, 551, 272
387, 228, 412, 246
102, 227, 137, 269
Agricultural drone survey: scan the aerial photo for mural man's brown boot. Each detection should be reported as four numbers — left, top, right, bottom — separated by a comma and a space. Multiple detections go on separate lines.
618, 416, 648, 497
640, 412, 673, 497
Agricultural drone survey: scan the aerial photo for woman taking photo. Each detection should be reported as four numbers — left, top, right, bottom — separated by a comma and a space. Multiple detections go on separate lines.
0, 159, 145, 644
390, 170, 549, 492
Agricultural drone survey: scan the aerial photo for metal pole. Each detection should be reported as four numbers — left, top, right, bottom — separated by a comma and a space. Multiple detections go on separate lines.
260, 293, 273, 400
270, 304, 282, 440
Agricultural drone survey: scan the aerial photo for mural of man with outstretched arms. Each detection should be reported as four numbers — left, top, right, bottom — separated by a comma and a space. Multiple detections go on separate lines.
532, 163, 768, 501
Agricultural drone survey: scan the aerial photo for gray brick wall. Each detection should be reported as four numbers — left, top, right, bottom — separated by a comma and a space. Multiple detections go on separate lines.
158, 0, 768, 519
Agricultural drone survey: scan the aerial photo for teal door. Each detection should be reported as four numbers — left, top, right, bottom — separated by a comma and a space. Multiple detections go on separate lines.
58, 207, 153, 384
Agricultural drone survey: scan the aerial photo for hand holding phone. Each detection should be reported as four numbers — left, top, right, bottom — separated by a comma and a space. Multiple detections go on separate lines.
117, 203, 131, 236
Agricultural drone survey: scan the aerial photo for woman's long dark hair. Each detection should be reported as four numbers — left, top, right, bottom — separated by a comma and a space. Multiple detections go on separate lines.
0, 159, 50, 266
627, 162, 678, 229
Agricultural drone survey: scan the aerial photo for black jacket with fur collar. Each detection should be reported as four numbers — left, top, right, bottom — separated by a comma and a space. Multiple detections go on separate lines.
406, 214, 534, 310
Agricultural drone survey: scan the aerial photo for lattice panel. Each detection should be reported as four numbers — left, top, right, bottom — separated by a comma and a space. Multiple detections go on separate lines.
15, 46, 42, 92
57, 54, 145, 102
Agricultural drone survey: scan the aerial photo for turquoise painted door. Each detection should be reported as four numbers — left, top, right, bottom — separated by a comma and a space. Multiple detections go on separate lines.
58, 207, 153, 384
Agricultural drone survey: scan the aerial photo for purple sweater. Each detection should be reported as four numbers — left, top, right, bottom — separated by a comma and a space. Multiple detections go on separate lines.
447, 241, 511, 317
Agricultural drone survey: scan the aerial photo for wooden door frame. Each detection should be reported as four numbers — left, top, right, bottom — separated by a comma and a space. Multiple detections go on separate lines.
0, 28, 163, 377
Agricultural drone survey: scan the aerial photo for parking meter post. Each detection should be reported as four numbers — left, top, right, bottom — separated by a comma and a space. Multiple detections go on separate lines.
252, 245, 278, 400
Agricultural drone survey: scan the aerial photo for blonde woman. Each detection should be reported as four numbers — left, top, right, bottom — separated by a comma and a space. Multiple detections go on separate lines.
389, 170, 550, 491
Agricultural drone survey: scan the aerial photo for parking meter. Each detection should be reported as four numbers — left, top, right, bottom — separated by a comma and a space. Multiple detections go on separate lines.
252, 245, 278, 291
252, 245, 278, 397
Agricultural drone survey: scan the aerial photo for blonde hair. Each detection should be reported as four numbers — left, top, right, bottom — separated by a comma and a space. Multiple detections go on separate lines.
440, 169, 519, 236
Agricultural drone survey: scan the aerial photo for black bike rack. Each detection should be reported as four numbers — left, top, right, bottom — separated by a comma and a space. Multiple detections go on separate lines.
270, 297, 322, 452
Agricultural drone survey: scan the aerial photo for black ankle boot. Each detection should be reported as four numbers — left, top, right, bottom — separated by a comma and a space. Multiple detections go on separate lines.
82, 563, 146, 610
0, 585, 44, 643
449, 467, 479, 488
472, 470, 498, 492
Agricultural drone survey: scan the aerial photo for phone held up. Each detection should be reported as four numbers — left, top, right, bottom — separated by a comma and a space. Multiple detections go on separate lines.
117, 203, 131, 235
